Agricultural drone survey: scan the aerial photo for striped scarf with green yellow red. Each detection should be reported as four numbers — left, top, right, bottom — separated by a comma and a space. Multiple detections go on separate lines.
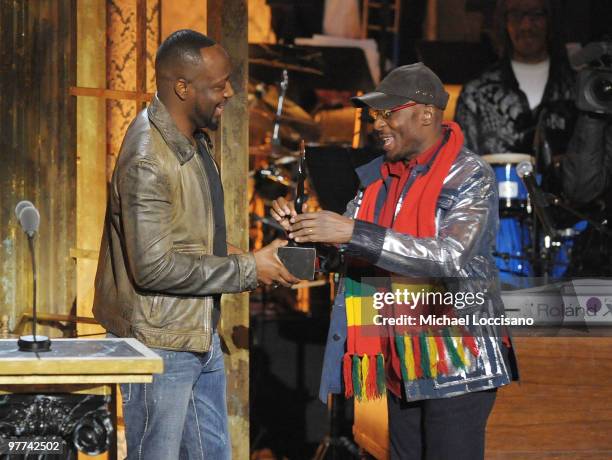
342, 276, 480, 401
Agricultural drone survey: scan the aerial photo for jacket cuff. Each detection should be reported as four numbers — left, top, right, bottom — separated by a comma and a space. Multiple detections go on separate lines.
234, 253, 258, 291
344, 219, 386, 263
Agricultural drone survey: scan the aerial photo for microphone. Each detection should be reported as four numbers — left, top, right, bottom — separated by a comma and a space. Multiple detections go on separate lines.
20, 207, 40, 236
14, 200, 50, 352
15, 201, 40, 237
15, 200, 34, 218
516, 161, 556, 237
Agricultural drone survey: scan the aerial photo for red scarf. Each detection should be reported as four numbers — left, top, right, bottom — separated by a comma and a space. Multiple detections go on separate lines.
358, 123, 462, 238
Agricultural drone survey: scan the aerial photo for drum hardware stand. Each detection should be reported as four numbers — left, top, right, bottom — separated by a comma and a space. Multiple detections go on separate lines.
527, 190, 612, 278
517, 159, 559, 280
313, 394, 360, 460
545, 193, 612, 276
547, 194, 612, 238
272, 69, 289, 153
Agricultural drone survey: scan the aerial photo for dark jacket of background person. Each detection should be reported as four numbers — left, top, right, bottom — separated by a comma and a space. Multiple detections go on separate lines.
563, 113, 612, 206
93, 96, 258, 352
562, 112, 612, 275
454, 54, 576, 157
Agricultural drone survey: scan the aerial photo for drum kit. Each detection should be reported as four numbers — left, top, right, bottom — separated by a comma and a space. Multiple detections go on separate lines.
483, 153, 587, 285
248, 50, 322, 201
248, 44, 368, 254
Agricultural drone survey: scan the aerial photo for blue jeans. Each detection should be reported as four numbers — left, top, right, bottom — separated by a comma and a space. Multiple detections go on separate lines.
120, 333, 230, 460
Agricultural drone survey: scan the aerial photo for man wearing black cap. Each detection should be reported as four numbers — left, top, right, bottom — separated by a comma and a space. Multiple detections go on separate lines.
272, 63, 517, 459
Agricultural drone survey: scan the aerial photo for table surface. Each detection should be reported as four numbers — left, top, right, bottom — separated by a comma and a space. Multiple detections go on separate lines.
0, 338, 163, 383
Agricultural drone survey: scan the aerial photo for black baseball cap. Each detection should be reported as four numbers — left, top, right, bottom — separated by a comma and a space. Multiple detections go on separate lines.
352, 62, 449, 111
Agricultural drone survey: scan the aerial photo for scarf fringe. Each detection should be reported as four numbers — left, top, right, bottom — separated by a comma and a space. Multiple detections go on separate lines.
434, 335, 449, 375
352, 354, 362, 399
412, 335, 423, 378
395, 334, 409, 382
343, 353, 353, 398
342, 330, 481, 398
343, 353, 387, 400
419, 332, 431, 379
462, 334, 480, 357
376, 353, 386, 395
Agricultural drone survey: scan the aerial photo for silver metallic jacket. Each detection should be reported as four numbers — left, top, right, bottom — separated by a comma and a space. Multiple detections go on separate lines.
319, 147, 519, 402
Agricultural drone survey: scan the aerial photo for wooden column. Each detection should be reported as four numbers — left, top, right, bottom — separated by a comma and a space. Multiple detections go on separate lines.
75, 0, 106, 337
207, 0, 250, 457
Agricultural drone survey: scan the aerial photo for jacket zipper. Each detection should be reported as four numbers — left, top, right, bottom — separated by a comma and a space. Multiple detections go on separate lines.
193, 146, 214, 349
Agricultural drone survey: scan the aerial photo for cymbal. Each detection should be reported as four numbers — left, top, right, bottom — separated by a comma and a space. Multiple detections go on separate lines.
249, 58, 324, 76
248, 97, 320, 146
249, 43, 324, 74
249, 44, 326, 87
249, 143, 296, 159
261, 86, 316, 125
249, 102, 302, 146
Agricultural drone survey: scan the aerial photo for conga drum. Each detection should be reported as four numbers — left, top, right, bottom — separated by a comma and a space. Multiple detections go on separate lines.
482, 153, 535, 285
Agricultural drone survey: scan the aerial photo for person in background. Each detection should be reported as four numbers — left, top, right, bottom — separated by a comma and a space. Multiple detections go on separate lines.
455, 0, 575, 165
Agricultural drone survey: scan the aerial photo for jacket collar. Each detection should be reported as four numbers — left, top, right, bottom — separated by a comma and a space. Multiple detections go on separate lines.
147, 94, 197, 165
356, 130, 452, 188
355, 155, 385, 188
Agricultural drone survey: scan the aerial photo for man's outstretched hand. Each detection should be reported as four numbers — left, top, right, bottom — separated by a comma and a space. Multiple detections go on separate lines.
253, 239, 300, 287
271, 197, 355, 245
270, 196, 303, 233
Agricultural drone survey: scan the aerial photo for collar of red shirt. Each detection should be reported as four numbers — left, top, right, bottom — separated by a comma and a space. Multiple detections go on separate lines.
381, 135, 444, 179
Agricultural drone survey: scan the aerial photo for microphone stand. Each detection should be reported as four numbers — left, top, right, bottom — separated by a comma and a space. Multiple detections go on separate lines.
18, 233, 51, 352
547, 194, 612, 237
532, 107, 555, 280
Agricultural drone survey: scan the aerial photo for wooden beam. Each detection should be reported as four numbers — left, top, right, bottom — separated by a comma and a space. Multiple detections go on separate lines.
135, 0, 147, 110
207, 0, 250, 457
69, 86, 153, 102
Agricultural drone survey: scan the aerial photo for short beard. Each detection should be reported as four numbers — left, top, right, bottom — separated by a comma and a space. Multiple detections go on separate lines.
207, 118, 219, 131
195, 108, 219, 131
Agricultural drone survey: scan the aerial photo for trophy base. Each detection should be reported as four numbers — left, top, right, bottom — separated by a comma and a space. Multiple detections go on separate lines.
278, 246, 316, 280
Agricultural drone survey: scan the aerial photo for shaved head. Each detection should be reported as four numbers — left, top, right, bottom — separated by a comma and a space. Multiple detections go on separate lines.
154, 29, 234, 135
155, 29, 216, 90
